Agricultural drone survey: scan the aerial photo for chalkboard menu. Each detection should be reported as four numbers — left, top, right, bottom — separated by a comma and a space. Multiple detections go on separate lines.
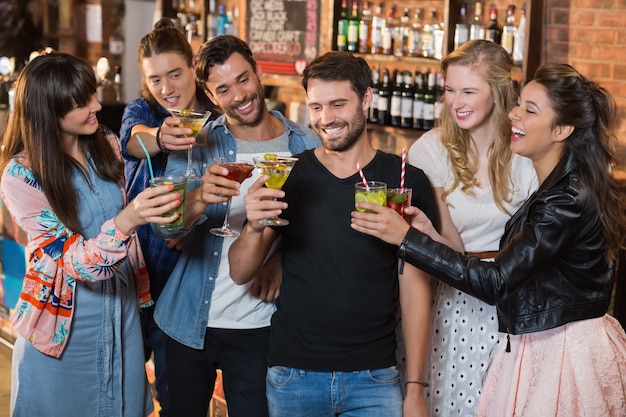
246, 0, 321, 76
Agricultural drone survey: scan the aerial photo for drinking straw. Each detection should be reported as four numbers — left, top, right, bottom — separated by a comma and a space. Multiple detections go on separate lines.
400, 147, 406, 192
135, 134, 155, 183
356, 163, 369, 191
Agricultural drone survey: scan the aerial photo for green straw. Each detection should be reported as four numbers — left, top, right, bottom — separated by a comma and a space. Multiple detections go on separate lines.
135, 134, 155, 183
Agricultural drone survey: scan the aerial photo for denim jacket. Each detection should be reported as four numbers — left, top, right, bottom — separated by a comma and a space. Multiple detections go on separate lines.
154, 111, 320, 348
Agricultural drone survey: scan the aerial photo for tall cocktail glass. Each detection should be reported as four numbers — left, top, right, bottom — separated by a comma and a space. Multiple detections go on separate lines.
253, 155, 298, 226
168, 108, 211, 180
210, 157, 255, 237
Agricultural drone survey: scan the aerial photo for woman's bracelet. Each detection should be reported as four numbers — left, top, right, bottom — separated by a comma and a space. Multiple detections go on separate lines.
405, 381, 429, 388
155, 127, 169, 153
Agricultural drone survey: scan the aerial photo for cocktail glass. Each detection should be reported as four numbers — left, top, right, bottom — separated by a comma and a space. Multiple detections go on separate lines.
168, 108, 211, 180
386, 188, 412, 218
209, 157, 255, 237
253, 155, 298, 226
150, 175, 187, 231
354, 181, 387, 213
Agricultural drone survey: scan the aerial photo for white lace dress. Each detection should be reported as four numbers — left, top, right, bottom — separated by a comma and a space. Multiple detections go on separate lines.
408, 131, 537, 416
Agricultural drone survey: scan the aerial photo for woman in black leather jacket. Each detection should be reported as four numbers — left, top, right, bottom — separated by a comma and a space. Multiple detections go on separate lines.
351, 64, 626, 416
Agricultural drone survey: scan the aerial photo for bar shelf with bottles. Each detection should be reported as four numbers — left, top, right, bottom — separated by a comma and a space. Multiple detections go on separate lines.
332, 0, 543, 132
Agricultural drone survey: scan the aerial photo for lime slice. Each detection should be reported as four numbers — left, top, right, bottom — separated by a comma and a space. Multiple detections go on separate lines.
368, 191, 387, 206
355, 193, 369, 204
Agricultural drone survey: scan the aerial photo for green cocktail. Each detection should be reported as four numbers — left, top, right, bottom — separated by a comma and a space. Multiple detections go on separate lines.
355, 181, 387, 213
253, 155, 298, 226
150, 175, 187, 231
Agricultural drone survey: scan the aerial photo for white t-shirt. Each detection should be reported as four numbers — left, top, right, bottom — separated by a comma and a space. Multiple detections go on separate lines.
207, 136, 291, 329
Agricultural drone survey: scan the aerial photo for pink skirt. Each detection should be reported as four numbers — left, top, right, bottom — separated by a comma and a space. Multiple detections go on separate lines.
476, 315, 626, 417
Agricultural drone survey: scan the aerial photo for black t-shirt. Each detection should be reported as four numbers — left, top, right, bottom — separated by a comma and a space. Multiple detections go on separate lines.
268, 149, 437, 371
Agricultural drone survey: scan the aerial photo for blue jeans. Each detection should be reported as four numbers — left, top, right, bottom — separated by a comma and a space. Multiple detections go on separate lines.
266, 366, 403, 417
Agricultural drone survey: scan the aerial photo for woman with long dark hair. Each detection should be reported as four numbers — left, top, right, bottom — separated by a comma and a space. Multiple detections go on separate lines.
1, 52, 180, 416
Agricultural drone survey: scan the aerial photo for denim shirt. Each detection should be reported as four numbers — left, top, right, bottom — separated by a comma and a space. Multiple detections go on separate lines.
154, 111, 321, 348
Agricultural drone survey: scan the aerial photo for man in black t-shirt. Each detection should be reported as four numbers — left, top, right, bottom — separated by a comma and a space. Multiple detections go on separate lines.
229, 51, 437, 417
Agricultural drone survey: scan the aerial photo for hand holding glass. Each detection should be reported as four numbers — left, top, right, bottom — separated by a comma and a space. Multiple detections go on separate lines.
209, 157, 255, 237
167, 108, 210, 180
253, 156, 298, 226
355, 181, 387, 213
150, 175, 187, 231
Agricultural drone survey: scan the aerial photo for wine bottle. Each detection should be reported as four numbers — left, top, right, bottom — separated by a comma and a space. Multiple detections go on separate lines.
512, 4, 526, 65
501, 4, 516, 55
454, 3, 470, 50
420, 10, 435, 58
336, 0, 349, 51
400, 71, 414, 128
347, 0, 360, 52
378, 68, 391, 125
412, 71, 425, 130
370, 2, 385, 54
422, 71, 436, 131
406, 8, 423, 57
485, 4, 502, 44
369, 67, 380, 124
359, 1, 372, 53
390, 69, 403, 127
469, 1, 485, 40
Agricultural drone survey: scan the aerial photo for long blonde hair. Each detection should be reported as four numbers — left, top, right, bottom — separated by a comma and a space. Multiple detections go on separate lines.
438, 40, 516, 213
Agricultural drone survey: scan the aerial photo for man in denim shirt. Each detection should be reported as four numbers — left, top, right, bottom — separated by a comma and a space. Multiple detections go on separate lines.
155, 35, 320, 417
119, 20, 218, 417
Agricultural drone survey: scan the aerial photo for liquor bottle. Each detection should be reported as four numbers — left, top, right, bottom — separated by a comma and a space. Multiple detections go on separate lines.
454, 3, 470, 50
378, 68, 391, 125
422, 71, 436, 131
500, 5, 516, 54
217, 4, 228, 35
406, 8, 423, 57
206, 0, 219, 39
382, 5, 397, 55
369, 67, 380, 123
412, 71, 425, 130
469, 1, 485, 40
370, 2, 385, 54
347, 0, 360, 52
390, 69, 403, 126
485, 4, 502, 44
394, 7, 411, 57
336, 0, 349, 51
420, 10, 436, 58
433, 10, 445, 59
359, 1, 373, 53
512, 4, 526, 65
400, 71, 414, 128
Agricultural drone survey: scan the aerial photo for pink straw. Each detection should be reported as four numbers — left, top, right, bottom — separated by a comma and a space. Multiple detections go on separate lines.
400, 148, 406, 192
356, 163, 369, 191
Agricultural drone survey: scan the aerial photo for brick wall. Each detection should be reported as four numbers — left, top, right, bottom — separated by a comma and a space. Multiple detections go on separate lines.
544, 0, 626, 148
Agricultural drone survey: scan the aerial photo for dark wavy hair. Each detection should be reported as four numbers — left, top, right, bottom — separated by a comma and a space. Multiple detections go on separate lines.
0, 52, 123, 234
301, 51, 372, 101
195, 34, 258, 86
534, 63, 626, 259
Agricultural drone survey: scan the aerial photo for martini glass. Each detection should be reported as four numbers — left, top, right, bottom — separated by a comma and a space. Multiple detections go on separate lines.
210, 157, 255, 237
168, 108, 211, 180
253, 155, 298, 226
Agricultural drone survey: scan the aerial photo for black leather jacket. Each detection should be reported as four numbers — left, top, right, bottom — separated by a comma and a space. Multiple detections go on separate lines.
399, 150, 613, 335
